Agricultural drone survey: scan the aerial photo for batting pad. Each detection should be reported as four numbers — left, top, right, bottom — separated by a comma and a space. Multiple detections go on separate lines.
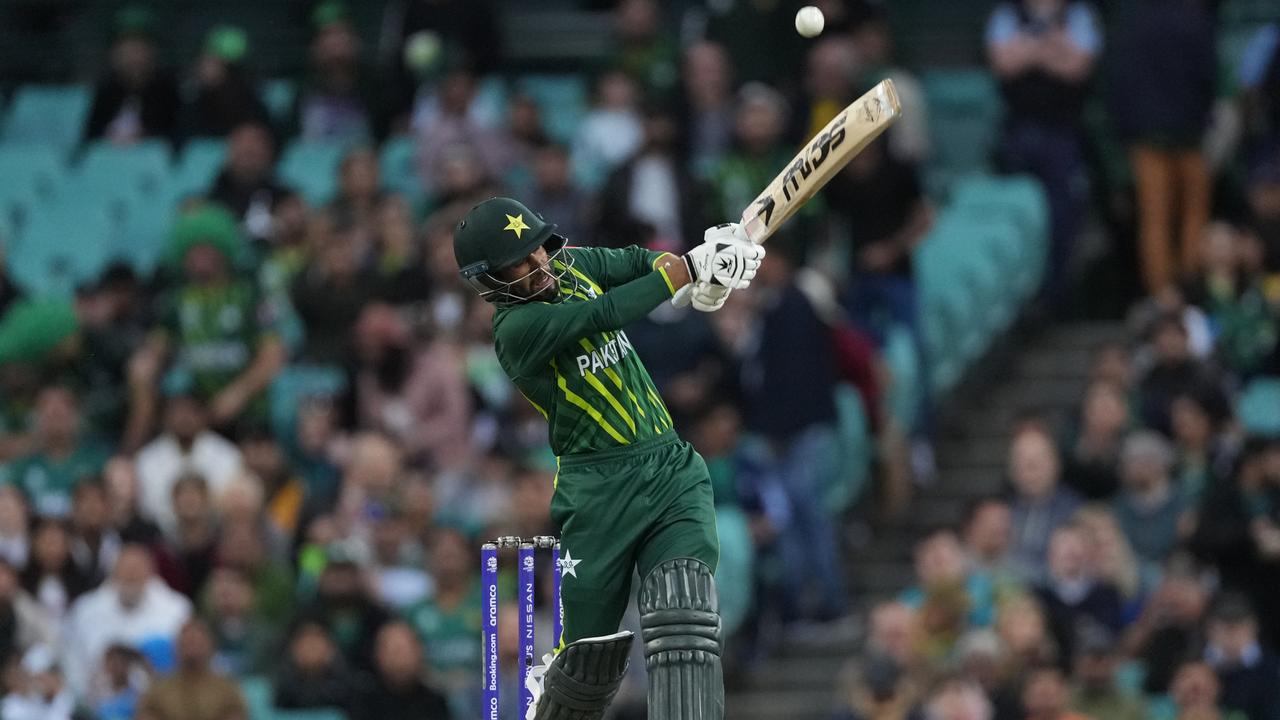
639, 557, 724, 720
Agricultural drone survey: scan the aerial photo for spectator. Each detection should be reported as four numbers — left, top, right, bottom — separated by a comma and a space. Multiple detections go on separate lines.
738, 250, 846, 622
328, 147, 386, 234
207, 123, 292, 241
183, 25, 269, 139
1123, 565, 1209, 694
1204, 595, 1280, 720
0, 558, 56, 664
203, 566, 278, 677
165, 473, 219, 598
1062, 381, 1130, 500
902, 529, 996, 636
1113, 431, 1185, 568
1170, 391, 1230, 507
1007, 424, 1082, 582
351, 621, 451, 720
923, 676, 994, 720
1245, 143, 1280, 272
798, 36, 858, 149
102, 456, 163, 545
368, 511, 428, 610
996, 594, 1057, 670
1, 644, 76, 720
955, 630, 1020, 719
403, 527, 479, 701
296, 544, 390, 672
598, 104, 707, 254
1072, 506, 1145, 621
826, 134, 932, 353
20, 517, 92, 621
415, 69, 512, 199
84, 6, 180, 144
1110, 0, 1215, 296
1, 385, 110, 518
88, 644, 149, 720
1020, 665, 1089, 720
70, 480, 123, 585
612, 0, 679, 100
136, 619, 248, 720
1136, 315, 1227, 436
985, 0, 1101, 311
212, 519, 294, 626
238, 427, 321, 542
964, 499, 1017, 582
678, 41, 736, 179
291, 216, 379, 365
62, 544, 192, 697
831, 652, 921, 720
865, 601, 921, 673
135, 393, 243, 534
849, 7, 931, 164
135, 205, 286, 429
0, 485, 28, 567
293, 2, 381, 141
1170, 660, 1245, 720
1068, 623, 1144, 720
1239, 23, 1280, 156
571, 70, 644, 190
1034, 525, 1122, 665
273, 620, 363, 712
523, 143, 590, 247
351, 303, 472, 470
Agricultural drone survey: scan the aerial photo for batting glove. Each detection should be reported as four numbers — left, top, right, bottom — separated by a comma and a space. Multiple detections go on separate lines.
682, 223, 764, 290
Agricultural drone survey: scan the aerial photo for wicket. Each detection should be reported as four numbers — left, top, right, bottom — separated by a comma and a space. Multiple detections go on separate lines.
481, 535, 563, 719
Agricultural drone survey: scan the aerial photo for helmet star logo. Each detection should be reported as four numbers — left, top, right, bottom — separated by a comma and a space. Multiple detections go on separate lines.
504, 213, 530, 239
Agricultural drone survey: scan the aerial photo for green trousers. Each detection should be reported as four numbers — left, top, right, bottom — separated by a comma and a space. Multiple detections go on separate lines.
551, 434, 719, 646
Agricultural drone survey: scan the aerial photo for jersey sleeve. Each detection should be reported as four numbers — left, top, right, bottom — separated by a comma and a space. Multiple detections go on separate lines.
570, 246, 671, 291
494, 269, 677, 377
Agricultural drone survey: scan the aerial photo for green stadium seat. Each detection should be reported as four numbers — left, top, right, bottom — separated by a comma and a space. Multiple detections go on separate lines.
8, 199, 115, 297
713, 505, 754, 638
113, 196, 179, 274
74, 140, 173, 203
829, 383, 873, 514
1239, 378, 1280, 437
174, 139, 227, 200
278, 140, 349, 206
260, 78, 297, 126
0, 143, 69, 202
884, 323, 922, 433
378, 136, 423, 206
516, 74, 588, 144
1, 85, 91, 153
240, 676, 273, 720
270, 364, 347, 439
922, 69, 1003, 182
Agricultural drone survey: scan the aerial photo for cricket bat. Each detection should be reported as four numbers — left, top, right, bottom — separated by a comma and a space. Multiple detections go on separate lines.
740, 78, 902, 244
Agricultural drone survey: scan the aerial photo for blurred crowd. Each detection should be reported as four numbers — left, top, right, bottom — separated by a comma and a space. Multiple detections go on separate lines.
831, 1, 1280, 718
0, 0, 1277, 719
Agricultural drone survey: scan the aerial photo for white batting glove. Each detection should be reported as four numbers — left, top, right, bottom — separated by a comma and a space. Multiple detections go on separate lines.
682, 223, 765, 290
689, 282, 733, 312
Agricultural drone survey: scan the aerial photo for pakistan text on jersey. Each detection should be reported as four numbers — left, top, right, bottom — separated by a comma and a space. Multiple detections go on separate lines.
575, 332, 635, 377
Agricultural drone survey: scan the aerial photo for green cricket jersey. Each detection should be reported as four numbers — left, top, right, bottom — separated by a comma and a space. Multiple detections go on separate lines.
493, 246, 678, 457
161, 280, 280, 402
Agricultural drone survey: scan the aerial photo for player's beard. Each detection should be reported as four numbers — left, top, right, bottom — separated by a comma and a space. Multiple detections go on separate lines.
528, 267, 560, 302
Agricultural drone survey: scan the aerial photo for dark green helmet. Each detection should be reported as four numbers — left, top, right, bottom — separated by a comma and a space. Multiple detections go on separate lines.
454, 197, 570, 304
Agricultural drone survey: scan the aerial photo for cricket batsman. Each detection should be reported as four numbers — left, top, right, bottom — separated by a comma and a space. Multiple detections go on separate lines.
453, 197, 764, 719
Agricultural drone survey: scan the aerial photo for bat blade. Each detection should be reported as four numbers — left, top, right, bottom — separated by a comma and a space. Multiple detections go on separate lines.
740, 78, 902, 244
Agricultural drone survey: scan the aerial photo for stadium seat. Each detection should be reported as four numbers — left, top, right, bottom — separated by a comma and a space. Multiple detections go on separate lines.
74, 140, 173, 204
174, 138, 228, 200
713, 505, 754, 638
278, 140, 349, 206
0, 143, 69, 202
7, 199, 116, 297
830, 383, 873, 515
270, 364, 348, 439
1239, 377, 1280, 437
884, 323, 923, 433
260, 78, 297, 126
239, 676, 273, 720
922, 70, 1003, 191
1, 85, 91, 154
516, 74, 588, 144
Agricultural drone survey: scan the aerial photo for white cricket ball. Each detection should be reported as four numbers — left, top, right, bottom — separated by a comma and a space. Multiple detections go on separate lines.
795, 6, 825, 38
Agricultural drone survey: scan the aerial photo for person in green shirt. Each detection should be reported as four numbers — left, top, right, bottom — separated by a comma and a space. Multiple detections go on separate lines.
453, 196, 762, 720
0, 385, 110, 518
131, 205, 286, 435
402, 527, 481, 717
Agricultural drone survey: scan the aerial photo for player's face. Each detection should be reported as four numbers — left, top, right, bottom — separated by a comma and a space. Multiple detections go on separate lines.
496, 246, 559, 302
